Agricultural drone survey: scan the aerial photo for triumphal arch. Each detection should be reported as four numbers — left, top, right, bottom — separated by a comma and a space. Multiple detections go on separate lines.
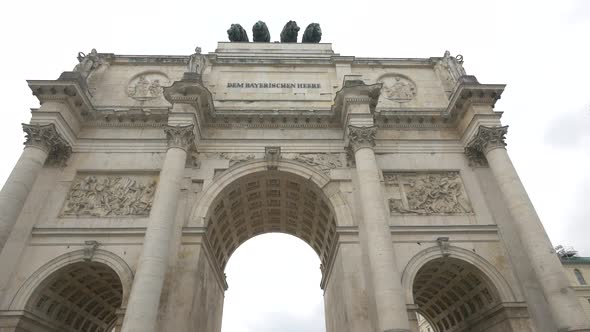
0, 22, 589, 332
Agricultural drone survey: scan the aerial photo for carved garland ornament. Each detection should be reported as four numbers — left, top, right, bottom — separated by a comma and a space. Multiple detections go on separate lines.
464, 126, 508, 166
22, 123, 72, 166
164, 124, 195, 151
61, 175, 158, 217
384, 172, 473, 215
348, 125, 377, 152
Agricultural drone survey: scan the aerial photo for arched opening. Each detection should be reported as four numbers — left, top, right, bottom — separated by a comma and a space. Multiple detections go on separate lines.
221, 233, 325, 331
24, 261, 123, 332
204, 170, 338, 331
205, 170, 337, 274
412, 257, 501, 332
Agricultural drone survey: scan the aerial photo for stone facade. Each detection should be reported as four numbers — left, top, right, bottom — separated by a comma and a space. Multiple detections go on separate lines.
0, 42, 589, 332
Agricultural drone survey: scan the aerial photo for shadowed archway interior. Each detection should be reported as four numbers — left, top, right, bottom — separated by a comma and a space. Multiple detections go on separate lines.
205, 170, 338, 275
25, 261, 123, 332
413, 257, 501, 332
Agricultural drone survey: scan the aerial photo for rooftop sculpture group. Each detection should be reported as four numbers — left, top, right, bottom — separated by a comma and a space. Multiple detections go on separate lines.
227, 21, 321, 43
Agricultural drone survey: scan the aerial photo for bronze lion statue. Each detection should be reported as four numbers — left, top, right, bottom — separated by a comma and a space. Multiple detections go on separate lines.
280, 20, 300, 43
227, 24, 249, 42
252, 21, 270, 42
302, 23, 322, 43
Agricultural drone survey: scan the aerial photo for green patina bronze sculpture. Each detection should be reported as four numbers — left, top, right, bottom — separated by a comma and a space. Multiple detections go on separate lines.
227, 24, 249, 42
302, 23, 322, 43
280, 21, 300, 43
252, 21, 271, 42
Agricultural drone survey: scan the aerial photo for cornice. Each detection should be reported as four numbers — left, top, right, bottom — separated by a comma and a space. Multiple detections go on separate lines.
28, 72, 95, 121
332, 79, 382, 124
84, 108, 169, 127
443, 76, 505, 120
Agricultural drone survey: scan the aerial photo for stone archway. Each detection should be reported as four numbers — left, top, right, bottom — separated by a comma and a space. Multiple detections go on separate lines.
204, 170, 338, 274
412, 257, 502, 332
22, 261, 124, 332
181, 163, 369, 332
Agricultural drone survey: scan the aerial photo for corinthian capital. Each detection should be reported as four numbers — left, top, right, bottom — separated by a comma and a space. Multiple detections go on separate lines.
348, 125, 377, 152
466, 126, 508, 153
164, 124, 195, 151
22, 123, 72, 166
464, 125, 508, 166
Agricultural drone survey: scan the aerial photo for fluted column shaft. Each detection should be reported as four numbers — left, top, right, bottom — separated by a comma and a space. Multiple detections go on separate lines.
467, 126, 590, 331
349, 125, 410, 332
121, 125, 194, 332
0, 123, 70, 253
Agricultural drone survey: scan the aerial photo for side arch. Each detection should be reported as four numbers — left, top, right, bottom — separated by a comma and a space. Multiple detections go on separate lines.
9, 248, 134, 311
401, 245, 517, 305
189, 159, 354, 228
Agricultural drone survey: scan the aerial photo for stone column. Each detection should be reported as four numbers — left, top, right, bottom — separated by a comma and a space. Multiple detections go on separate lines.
121, 124, 195, 332
0, 123, 70, 252
349, 125, 411, 332
466, 125, 590, 331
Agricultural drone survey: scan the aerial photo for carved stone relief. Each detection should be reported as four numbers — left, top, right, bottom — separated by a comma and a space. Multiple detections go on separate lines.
127, 73, 170, 101
384, 172, 472, 215
202, 152, 259, 167
284, 153, 343, 174
378, 75, 417, 102
192, 152, 344, 174
61, 175, 158, 217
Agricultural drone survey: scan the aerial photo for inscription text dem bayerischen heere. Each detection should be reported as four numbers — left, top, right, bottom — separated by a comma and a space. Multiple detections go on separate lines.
227, 82, 321, 89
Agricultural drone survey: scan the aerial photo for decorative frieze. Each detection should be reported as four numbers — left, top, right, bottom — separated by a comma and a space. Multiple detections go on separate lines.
287, 153, 343, 174
384, 171, 472, 215
465, 125, 508, 155
22, 123, 72, 166
164, 124, 195, 151
201, 152, 258, 167
61, 175, 158, 217
348, 125, 377, 152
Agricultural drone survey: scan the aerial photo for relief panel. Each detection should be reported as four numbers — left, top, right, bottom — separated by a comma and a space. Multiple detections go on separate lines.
383, 171, 472, 215
61, 174, 158, 217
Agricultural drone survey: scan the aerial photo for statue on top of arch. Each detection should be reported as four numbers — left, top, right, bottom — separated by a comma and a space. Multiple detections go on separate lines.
73, 48, 107, 81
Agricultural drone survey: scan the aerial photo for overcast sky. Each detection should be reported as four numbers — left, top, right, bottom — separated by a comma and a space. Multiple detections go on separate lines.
0, 1, 589, 331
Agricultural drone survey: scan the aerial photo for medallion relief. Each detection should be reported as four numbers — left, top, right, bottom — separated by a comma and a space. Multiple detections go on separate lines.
127, 72, 170, 101
384, 171, 472, 215
378, 74, 417, 102
61, 175, 158, 217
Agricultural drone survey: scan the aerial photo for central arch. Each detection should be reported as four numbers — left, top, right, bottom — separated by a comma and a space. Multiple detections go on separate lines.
185, 160, 361, 332
204, 169, 338, 275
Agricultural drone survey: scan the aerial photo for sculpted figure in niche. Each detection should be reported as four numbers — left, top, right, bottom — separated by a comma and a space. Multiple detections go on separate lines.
280, 21, 300, 43
252, 21, 271, 42
227, 24, 249, 42
302, 23, 322, 43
